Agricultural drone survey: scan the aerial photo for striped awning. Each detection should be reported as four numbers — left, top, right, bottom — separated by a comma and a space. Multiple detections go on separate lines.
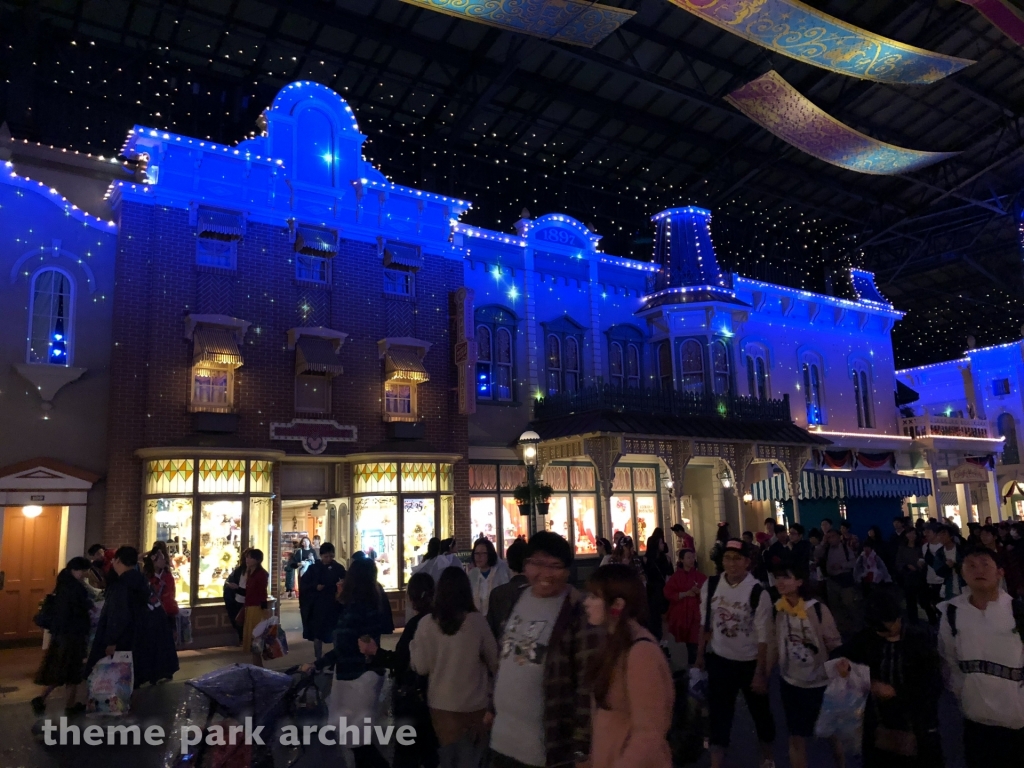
295, 226, 337, 256
751, 470, 932, 501
383, 243, 422, 270
197, 207, 244, 240
385, 348, 429, 382
193, 326, 243, 367
296, 336, 343, 376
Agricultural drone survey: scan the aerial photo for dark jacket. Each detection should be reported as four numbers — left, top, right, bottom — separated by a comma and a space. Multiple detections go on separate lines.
52, 569, 91, 637
224, 564, 245, 620
377, 582, 395, 634
317, 599, 386, 681
500, 583, 603, 768
764, 541, 793, 573
487, 573, 529, 638
300, 560, 346, 642
87, 568, 149, 669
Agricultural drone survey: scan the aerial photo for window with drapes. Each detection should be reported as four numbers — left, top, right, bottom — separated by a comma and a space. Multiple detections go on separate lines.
680, 339, 705, 395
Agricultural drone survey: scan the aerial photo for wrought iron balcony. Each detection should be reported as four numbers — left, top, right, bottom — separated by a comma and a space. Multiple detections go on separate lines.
533, 384, 793, 422
900, 414, 993, 440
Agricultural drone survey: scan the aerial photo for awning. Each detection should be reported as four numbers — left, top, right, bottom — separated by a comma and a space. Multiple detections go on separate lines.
751, 470, 932, 501
383, 243, 422, 270
193, 326, 243, 367
295, 336, 343, 376
938, 490, 958, 507
385, 348, 429, 382
295, 226, 337, 256
197, 207, 245, 240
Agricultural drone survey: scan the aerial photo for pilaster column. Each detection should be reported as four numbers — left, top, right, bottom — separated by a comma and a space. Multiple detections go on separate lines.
988, 467, 1003, 522
956, 482, 974, 524
925, 451, 941, 521
522, 246, 540, 396
723, 443, 756, 527
778, 448, 812, 524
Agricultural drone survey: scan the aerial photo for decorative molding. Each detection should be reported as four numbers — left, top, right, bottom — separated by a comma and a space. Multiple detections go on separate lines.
270, 419, 358, 455
13, 363, 86, 408
584, 435, 624, 501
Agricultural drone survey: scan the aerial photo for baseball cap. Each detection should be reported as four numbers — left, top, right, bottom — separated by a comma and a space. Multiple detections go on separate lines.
724, 538, 753, 558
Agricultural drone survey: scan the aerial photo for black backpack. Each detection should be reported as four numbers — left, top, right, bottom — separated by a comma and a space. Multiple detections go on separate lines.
33, 593, 56, 631
703, 575, 764, 633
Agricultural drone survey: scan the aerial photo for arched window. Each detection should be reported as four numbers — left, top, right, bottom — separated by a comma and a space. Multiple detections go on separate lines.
626, 343, 641, 388
852, 365, 873, 428
564, 337, 580, 393
658, 341, 673, 392
712, 340, 730, 395
744, 344, 770, 399
28, 269, 73, 365
609, 342, 624, 388
998, 413, 1019, 465
296, 108, 334, 187
475, 306, 517, 402
546, 335, 562, 396
680, 340, 705, 395
801, 355, 825, 425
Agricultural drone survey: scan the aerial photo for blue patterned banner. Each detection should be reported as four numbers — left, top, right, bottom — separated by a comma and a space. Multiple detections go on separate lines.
725, 71, 959, 175
398, 0, 635, 47
668, 0, 973, 83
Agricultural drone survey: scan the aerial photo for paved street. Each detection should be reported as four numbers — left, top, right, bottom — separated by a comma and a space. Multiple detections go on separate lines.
0, 603, 967, 768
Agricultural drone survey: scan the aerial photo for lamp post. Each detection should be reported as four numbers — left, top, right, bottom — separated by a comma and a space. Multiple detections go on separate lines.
519, 430, 541, 536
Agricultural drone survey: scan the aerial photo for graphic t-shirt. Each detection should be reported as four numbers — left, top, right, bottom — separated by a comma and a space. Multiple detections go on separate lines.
490, 588, 566, 768
698, 572, 771, 661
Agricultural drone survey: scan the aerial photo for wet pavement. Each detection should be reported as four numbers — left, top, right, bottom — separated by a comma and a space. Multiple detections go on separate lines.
0, 604, 968, 768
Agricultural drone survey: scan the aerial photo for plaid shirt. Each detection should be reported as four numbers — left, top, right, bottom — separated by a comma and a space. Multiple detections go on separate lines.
503, 584, 604, 768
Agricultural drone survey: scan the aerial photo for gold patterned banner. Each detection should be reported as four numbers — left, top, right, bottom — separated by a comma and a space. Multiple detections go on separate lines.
725, 71, 959, 175
668, 0, 973, 83
397, 0, 635, 48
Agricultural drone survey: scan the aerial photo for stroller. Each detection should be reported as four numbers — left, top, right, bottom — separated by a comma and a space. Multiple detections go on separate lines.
165, 664, 326, 768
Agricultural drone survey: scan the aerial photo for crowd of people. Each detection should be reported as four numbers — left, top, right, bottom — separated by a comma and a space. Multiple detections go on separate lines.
28, 515, 1024, 768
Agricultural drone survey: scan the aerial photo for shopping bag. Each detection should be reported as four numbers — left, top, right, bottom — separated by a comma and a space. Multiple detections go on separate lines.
87, 651, 134, 714
175, 609, 192, 648
814, 659, 870, 752
255, 616, 289, 660
88, 600, 104, 651
688, 666, 708, 707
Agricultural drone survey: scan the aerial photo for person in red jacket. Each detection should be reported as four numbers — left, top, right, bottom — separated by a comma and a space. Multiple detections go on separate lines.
138, 548, 180, 685
663, 549, 707, 664
239, 549, 270, 666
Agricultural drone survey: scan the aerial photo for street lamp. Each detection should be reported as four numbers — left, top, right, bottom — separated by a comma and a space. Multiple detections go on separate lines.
519, 430, 541, 536
717, 470, 733, 489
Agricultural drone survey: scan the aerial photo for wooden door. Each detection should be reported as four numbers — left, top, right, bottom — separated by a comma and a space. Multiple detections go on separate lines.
0, 506, 62, 640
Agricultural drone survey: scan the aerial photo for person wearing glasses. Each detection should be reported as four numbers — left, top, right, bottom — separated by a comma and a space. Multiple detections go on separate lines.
489, 532, 602, 768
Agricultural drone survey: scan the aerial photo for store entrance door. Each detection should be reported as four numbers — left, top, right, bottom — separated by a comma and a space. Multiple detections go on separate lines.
0, 505, 62, 640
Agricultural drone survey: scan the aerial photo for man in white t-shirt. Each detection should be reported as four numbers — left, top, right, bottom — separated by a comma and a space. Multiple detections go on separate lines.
697, 539, 776, 768
938, 547, 1024, 767
920, 523, 944, 624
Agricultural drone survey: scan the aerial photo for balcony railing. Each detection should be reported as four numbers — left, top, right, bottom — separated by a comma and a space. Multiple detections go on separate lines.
533, 384, 792, 422
900, 415, 993, 440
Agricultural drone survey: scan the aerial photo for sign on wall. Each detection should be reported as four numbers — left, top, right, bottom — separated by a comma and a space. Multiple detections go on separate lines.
948, 462, 990, 484
270, 419, 357, 455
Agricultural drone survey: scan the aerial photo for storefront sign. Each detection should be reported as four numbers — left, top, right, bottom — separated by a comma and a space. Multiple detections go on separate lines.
948, 462, 990, 484
270, 420, 357, 455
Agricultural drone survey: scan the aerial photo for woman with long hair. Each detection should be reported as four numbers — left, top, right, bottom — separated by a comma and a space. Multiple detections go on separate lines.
643, 528, 673, 639
137, 547, 180, 684
585, 563, 673, 768
467, 537, 510, 615
32, 556, 93, 715
596, 537, 614, 567
411, 567, 498, 768
238, 549, 270, 667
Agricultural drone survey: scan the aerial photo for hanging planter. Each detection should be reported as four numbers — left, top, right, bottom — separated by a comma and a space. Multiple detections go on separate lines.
512, 483, 554, 508
536, 502, 550, 516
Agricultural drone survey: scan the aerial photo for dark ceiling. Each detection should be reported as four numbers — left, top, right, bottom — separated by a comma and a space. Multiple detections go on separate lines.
2, 0, 1024, 367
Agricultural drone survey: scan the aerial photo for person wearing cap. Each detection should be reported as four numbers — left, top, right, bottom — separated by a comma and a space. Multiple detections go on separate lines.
697, 538, 776, 768
670, 523, 694, 556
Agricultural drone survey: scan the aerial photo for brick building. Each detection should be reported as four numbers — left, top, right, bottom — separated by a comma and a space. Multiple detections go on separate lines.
106, 82, 470, 638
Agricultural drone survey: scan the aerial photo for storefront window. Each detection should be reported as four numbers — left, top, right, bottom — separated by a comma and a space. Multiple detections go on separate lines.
354, 463, 398, 494
250, 461, 273, 494
502, 496, 530, 545
403, 498, 435, 583
440, 464, 454, 492
611, 496, 633, 540
572, 496, 598, 555
354, 495, 399, 590
249, 497, 272, 560
471, 496, 498, 544
145, 497, 193, 607
635, 496, 657, 551
544, 496, 570, 540
402, 463, 437, 493
197, 500, 243, 602
146, 460, 194, 495
440, 495, 455, 540
198, 460, 246, 494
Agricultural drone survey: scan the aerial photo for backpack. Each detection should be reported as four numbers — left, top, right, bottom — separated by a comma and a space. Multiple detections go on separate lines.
33, 593, 56, 631
946, 596, 1024, 640
703, 575, 764, 633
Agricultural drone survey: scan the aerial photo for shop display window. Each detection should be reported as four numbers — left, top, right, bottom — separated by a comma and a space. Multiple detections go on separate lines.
611, 495, 633, 540
471, 496, 498, 544
440, 495, 455, 540
198, 459, 246, 494
440, 464, 454, 492
402, 463, 437, 493
544, 496, 570, 540
146, 460, 194, 495
502, 497, 529, 544
197, 500, 243, 601
249, 497, 272, 559
572, 496, 598, 555
145, 497, 193, 607
403, 498, 435, 583
354, 495, 399, 591
635, 496, 657, 551
354, 463, 398, 494
250, 461, 273, 494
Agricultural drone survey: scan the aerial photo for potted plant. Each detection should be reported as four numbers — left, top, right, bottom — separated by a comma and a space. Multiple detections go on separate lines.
512, 483, 554, 514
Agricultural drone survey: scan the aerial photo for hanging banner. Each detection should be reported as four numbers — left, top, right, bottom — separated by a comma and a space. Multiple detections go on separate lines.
725, 72, 960, 175
815, 449, 854, 470
965, 454, 996, 470
397, 0, 635, 48
666, 0, 972, 83
960, 0, 1024, 46
855, 451, 896, 470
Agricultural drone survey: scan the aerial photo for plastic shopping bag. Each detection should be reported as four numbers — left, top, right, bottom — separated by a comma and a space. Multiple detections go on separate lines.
175, 608, 192, 648
688, 666, 709, 707
814, 659, 870, 752
87, 651, 134, 714
253, 615, 289, 660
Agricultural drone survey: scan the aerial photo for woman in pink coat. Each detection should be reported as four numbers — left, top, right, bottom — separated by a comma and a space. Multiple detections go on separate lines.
662, 549, 706, 665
